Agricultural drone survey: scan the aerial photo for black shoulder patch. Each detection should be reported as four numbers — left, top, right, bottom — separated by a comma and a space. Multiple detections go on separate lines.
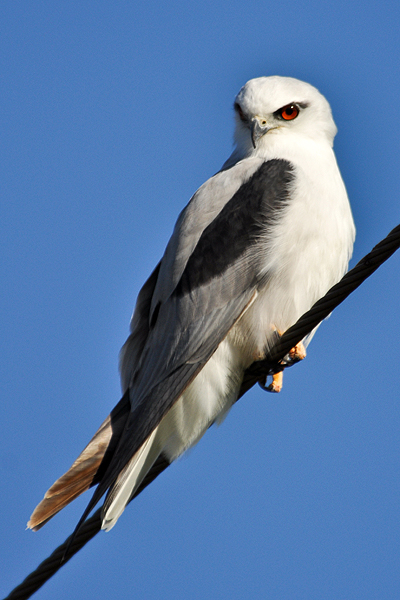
174, 159, 294, 297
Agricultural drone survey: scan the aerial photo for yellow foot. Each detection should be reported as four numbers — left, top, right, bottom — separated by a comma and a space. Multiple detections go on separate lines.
260, 338, 307, 394
288, 341, 306, 362
267, 371, 283, 393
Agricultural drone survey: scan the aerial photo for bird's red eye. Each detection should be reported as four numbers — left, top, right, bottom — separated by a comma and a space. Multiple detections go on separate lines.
279, 104, 299, 121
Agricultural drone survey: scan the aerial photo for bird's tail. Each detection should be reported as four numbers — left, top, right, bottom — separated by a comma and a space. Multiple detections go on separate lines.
100, 424, 161, 531
27, 391, 131, 531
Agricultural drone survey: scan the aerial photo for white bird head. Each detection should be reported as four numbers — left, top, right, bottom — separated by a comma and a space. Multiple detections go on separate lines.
232, 76, 337, 156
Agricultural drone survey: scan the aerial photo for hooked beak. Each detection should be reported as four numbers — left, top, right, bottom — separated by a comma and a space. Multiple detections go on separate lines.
250, 116, 270, 148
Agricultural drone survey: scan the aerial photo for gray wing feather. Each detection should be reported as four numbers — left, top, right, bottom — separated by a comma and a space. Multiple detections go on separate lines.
79, 158, 295, 522
119, 262, 161, 393
148, 156, 264, 315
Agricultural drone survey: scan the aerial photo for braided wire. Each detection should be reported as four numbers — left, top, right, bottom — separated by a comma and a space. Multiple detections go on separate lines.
4, 510, 102, 600
4, 223, 400, 600
241, 223, 400, 391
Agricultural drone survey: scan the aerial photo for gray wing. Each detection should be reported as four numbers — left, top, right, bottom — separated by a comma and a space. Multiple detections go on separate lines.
80, 158, 295, 522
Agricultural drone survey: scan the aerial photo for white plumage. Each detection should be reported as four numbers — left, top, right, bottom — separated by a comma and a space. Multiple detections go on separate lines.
28, 76, 355, 534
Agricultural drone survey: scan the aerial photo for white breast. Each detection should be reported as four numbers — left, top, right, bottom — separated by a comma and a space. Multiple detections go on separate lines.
235, 136, 355, 360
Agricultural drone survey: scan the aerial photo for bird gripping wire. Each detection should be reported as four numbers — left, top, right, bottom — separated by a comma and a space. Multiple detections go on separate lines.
4, 222, 400, 600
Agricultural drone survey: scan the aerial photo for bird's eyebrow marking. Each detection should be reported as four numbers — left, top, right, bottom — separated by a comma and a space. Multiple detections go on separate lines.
234, 102, 248, 122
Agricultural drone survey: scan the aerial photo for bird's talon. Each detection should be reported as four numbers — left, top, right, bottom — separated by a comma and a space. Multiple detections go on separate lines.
288, 341, 306, 362
270, 371, 283, 393
259, 371, 283, 393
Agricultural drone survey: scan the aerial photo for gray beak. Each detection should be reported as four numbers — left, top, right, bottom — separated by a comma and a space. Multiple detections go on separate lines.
251, 118, 269, 148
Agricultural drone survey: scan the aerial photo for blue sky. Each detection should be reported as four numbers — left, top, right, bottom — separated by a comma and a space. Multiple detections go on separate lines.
2, 2, 400, 599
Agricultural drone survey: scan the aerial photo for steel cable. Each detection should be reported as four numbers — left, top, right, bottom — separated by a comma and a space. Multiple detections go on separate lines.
4, 223, 400, 600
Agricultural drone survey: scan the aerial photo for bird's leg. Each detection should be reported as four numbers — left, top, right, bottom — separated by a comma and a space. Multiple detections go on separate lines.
259, 330, 307, 393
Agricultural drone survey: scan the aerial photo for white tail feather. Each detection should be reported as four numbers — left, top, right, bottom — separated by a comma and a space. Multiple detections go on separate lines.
101, 426, 160, 531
